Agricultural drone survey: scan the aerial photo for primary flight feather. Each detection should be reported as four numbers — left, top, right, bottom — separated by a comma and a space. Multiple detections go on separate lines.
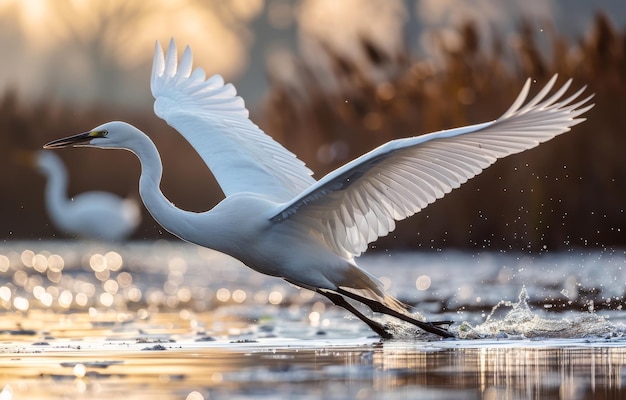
151, 41, 315, 201
44, 39, 593, 338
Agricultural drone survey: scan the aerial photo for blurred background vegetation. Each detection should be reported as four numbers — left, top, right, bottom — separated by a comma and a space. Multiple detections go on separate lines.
0, 1, 625, 252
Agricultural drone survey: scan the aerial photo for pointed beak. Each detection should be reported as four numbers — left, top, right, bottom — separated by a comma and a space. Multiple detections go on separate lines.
43, 131, 93, 149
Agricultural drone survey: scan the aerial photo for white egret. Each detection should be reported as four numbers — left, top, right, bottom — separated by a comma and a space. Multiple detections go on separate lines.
31, 150, 141, 241
45, 39, 593, 338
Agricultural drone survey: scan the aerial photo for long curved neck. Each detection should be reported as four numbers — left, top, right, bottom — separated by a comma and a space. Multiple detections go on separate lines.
112, 125, 240, 255
126, 132, 197, 241
42, 158, 72, 231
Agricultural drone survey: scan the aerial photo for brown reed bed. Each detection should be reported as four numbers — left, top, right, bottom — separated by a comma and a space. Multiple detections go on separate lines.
2, 14, 625, 251
259, 13, 626, 251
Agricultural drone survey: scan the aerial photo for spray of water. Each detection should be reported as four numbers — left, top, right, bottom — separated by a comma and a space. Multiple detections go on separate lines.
381, 287, 625, 340
457, 287, 625, 339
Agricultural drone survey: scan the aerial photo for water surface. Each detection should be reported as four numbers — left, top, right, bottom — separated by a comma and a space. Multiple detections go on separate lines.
0, 241, 625, 399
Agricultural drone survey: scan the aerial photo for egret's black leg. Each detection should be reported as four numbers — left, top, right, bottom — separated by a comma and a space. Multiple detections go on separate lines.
430, 320, 455, 327
316, 289, 393, 339
336, 288, 455, 338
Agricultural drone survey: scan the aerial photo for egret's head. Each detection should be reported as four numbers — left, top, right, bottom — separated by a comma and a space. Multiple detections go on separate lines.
34, 151, 64, 175
44, 121, 138, 150
12, 150, 60, 175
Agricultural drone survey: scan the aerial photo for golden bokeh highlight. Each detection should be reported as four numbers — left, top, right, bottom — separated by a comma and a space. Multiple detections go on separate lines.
416, 275, 432, 291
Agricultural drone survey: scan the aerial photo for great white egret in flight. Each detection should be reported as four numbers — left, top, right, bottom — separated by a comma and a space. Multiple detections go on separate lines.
30, 150, 141, 241
45, 39, 593, 338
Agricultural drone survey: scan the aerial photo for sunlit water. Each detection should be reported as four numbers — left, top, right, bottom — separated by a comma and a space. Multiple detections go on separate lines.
1, 240, 625, 399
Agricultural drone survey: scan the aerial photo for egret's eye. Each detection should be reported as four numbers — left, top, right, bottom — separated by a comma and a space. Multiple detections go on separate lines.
89, 130, 108, 138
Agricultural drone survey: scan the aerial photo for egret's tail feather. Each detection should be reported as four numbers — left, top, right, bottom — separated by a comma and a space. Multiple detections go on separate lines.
337, 262, 417, 315
338, 285, 422, 319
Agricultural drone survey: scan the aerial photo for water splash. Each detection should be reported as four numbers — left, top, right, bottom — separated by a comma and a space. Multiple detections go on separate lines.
457, 287, 625, 339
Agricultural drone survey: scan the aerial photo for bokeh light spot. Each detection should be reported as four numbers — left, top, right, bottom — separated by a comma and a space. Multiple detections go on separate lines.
186, 391, 204, 400
89, 254, 107, 272
0, 286, 11, 302
99, 292, 114, 307
32, 254, 48, 273
20, 250, 34, 268
268, 291, 283, 305
0, 255, 9, 272
232, 289, 246, 303
105, 251, 123, 271
216, 288, 231, 302
13, 296, 29, 311
416, 275, 431, 291
48, 254, 65, 272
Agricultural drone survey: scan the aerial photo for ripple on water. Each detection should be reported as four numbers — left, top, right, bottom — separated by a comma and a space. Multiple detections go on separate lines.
0, 241, 626, 399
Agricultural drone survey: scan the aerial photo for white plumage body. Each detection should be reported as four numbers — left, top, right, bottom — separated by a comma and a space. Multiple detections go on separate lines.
44, 39, 593, 337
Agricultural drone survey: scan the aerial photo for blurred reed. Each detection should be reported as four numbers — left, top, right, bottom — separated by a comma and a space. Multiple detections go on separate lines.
2, 14, 625, 251
260, 13, 626, 252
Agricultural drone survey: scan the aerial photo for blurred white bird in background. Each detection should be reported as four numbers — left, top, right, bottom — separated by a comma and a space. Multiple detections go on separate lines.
31, 150, 141, 241
45, 39, 593, 338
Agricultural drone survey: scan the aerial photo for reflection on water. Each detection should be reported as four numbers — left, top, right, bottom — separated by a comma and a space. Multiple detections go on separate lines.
0, 241, 625, 399
377, 344, 626, 399
1, 323, 625, 399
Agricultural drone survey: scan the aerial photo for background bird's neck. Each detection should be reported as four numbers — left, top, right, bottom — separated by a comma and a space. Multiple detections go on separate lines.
43, 159, 72, 230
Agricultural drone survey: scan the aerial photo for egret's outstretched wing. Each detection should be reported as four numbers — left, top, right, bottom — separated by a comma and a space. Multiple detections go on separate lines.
271, 75, 593, 259
151, 39, 315, 201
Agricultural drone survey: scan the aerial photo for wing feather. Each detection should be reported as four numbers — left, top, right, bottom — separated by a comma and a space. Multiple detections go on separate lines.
150, 39, 315, 201
271, 76, 594, 258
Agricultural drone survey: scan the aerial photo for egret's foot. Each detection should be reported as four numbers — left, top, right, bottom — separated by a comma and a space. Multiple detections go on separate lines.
372, 319, 454, 340
374, 326, 394, 340
409, 320, 455, 338
423, 322, 455, 338
430, 320, 454, 327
